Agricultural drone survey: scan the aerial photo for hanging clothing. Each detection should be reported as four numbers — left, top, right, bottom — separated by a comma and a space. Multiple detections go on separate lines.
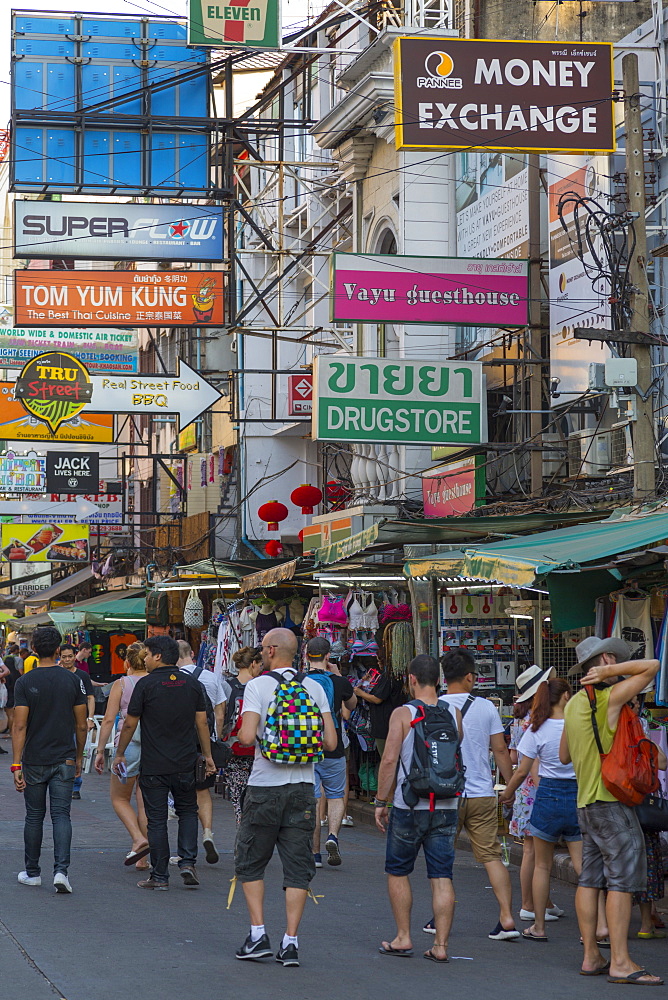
612, 594, 654, 659
254, 611, 278, 642
347, 593, 366, 631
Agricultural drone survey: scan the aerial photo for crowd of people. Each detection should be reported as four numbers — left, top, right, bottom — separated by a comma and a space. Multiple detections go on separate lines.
1, 625, 666, 979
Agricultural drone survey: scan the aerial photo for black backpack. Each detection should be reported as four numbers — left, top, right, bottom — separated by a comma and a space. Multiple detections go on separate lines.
400, 699, 465, 810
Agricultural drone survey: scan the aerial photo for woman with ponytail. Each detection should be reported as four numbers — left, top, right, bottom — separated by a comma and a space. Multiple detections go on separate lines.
500, 676, 581, 942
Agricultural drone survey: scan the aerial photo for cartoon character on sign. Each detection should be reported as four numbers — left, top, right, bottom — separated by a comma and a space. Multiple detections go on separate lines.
191, 276, 216, 323
14, 351, 93, 434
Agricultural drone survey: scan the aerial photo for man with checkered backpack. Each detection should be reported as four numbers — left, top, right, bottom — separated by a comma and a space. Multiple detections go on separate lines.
234, 628, 337, 968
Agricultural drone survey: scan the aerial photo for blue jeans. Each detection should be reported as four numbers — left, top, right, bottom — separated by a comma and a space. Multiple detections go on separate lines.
139, 771, 198, 882
23, 762, 76, 877
385, 807, 458, 879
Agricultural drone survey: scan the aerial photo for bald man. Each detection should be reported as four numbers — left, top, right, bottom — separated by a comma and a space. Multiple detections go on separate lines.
234, 628, 337, 968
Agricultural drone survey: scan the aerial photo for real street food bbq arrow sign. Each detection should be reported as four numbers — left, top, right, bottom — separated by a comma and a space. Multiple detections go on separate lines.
15, 352, 222, 433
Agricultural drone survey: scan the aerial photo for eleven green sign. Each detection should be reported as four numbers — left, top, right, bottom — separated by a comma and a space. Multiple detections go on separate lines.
188, 0, 280, 48
312, 356, 487, 446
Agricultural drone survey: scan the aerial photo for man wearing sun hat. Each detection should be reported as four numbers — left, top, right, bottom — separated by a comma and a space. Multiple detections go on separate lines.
561, 636, 662, 985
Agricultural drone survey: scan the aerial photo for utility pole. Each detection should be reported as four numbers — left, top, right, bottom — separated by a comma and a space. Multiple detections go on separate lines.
623, 52, 656, 501
528, 153, 543, 494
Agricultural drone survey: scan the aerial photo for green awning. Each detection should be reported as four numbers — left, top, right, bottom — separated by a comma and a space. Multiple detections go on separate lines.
315, 524, 380, 565
463, 508, 668, 587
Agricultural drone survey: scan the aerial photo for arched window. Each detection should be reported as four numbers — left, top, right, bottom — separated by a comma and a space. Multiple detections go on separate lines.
377, 229, 397, 255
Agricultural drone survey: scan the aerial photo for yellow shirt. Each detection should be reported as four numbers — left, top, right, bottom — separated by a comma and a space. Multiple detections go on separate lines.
21, 655, 38, 674
564, 686, 617, 809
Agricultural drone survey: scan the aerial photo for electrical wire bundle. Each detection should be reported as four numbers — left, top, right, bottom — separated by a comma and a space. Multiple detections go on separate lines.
556, 191, 636, 337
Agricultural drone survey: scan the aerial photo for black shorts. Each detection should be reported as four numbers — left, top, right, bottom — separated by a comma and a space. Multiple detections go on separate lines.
235, 782, 316, 890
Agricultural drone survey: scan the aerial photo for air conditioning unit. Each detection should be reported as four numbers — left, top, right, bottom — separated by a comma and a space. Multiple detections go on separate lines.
567, 428, 611, 477
609, 420, 634, 469
542, 432, 567, 479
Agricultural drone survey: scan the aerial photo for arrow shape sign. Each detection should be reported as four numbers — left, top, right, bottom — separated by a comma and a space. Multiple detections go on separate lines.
15, 355, 222, 432
0, 498, 100, 519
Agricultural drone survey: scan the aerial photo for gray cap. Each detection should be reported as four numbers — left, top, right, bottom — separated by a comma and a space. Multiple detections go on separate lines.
568, 635, 631, 677
307, 636, 330, 659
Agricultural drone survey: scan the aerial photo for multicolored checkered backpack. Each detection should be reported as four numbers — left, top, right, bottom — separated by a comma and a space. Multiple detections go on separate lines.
259, 670, 324, 764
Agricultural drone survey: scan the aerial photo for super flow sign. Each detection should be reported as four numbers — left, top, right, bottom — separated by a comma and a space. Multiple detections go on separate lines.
395, 37, 615, 153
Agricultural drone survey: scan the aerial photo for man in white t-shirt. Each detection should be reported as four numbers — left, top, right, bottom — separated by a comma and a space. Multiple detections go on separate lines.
438, 648, 519, 941
234, 628, 336, 968
177, 640, 226, 865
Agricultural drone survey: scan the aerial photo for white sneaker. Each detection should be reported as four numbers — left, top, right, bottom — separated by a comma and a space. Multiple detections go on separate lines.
341, 815, 354, 827
53, 873, 72, 893
546, 904, 565, 918
18, 871, 41, 886
519, 908, 558, 922
169, 856, 181, 866
320, 819, 328, 827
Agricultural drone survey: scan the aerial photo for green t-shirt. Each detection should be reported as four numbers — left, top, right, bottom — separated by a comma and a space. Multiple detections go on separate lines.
564, 686, 617, 809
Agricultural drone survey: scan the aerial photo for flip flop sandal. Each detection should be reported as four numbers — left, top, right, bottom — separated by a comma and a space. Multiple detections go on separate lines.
424, 949, 449, 963
522, 929, 548, 942
607, 971, 664, 986
124, 845, 151, 866
637, 931, 666, 940
580, 936, 611, 948
580, 962, 611, 977
379, 944, 414, 957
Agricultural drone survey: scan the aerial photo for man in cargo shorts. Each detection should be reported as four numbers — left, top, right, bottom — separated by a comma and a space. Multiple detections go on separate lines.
561, 636, 662, 984
234, 628, 337, 968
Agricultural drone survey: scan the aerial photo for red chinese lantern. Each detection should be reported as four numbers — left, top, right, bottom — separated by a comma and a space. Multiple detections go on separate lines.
290, 483, 323, 514
257, 500, 288, 531
265, 539, 283, 557
326, 479, 350, 509
298, 528, 305, 543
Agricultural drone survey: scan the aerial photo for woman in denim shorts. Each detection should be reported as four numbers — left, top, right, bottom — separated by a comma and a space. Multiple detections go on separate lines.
500, 678, 580, 943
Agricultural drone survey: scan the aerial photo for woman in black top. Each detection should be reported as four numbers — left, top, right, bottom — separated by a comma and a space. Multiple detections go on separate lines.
1, 645, 22, 736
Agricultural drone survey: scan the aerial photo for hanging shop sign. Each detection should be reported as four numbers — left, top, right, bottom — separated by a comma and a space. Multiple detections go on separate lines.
15, 202, 225, 263
46, 452, 99, 494
23, 493, 123, 530
394, 37, 615, 153
288, 373, 313, 416
331, 253, 528, 327
1, 523, 89, 563
0, 384, 114, 443
188, 0, 280, 49
0, 327, 139, 374
548, 153, 611, 400
14, 272, 224, 328
422, 456, 486, 517
313, 356, 486, 446
9, 563, 52, 597
0, 451, 46, 494
15, 353, 222, 433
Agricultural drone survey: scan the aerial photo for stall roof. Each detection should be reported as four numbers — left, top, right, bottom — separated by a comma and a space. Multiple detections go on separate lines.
24, 567, 94, 607
314, 510, 607, 566
405, 508, 668, 588
239, 558, 305, 593
171, 559, 247, 580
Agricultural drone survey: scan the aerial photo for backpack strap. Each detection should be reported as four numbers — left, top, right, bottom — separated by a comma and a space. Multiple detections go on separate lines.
585, 685, 605, 757
192, 665, 204, 681
460, 694, 476, 719
268, 669, 298, 683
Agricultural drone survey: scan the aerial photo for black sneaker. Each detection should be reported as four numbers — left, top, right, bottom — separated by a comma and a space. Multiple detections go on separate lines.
71, 791, 81, 800
276, 943, 299, 967
236, 933, 273, 960
325, 835, 342, 866
180, 866, 200, 887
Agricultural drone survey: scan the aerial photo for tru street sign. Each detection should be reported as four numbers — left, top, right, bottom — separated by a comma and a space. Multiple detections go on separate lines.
15, 353, 223, 433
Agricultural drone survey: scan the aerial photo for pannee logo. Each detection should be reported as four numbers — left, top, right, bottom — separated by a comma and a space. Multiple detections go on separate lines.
417, 51, 463, 89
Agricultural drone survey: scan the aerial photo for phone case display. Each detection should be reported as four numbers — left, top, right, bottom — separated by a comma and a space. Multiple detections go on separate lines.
440, 595, 530, 688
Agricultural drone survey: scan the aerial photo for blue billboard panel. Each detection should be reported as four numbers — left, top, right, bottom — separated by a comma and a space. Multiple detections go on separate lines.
11, 12, 211, 196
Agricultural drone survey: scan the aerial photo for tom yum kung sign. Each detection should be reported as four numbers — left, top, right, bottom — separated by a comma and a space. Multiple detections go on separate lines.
394, 37, 615, 152
331, 254, 528, 326
312, 357, 486, 446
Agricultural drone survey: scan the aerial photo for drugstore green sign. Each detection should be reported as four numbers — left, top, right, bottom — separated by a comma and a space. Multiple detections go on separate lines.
312, 356, 486, 446
188, 0, 280, 48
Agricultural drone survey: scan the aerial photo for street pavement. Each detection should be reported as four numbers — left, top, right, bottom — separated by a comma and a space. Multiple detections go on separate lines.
1, 762, 667, 1000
